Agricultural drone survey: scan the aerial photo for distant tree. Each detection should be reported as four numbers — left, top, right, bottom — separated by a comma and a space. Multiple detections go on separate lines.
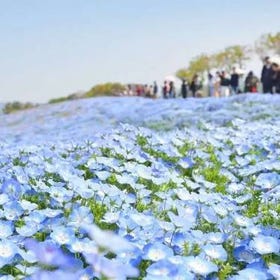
212, 45, 251, 71
3, 102, 37, 114
188, 54, 212, 75
176, 54, 212, 81
176, 68, 193, 81
255, 32, 280, 58
84, 83, 126, 97
224, 45, 251, 69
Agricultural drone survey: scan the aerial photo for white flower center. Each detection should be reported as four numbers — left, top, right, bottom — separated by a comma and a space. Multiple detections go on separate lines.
0, 244, 13, 258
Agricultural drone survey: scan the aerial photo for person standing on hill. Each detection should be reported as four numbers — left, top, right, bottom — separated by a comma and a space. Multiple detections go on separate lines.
230, 67, 239, 95
181, 79, 188, 98
169, 81, 175, 98
261, 57, 274, 93
153, 81, 158, 98
163, 81, 168, 98
214, 72, 221, 97
272, 62, 280, 93
220, 71, 230, 97
208, 73, 215, 97
244, 71, 259, 93
190, 74, 201, 97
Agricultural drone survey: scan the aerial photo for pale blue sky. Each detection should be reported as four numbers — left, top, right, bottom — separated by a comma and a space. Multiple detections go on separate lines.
0, 0, 279, 102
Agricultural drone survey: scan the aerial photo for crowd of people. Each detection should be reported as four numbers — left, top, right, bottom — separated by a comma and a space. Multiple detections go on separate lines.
122, 56, 280, 98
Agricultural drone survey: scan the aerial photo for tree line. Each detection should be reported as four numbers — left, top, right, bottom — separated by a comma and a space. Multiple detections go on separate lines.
176, 32, 280, 81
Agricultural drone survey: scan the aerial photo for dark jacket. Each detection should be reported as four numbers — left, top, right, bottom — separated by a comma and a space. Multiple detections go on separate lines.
230, 73, 239, 87
181, 82, 188, 98
261, 65, 274, 87
220, 76, 230, 86
190, 80, 202, 93
245, 75, 259, 92
272, 71, 280, 93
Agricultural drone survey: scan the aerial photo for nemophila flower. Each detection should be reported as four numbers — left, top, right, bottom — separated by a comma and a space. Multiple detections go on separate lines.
212, 203, 228, 217
233, 246, 258, 263
94, 170, 111, 181
201, 205, 218, 223
68, 205, 93, 228
235, 144, 250, 155
102, 211, 120, 224
158, 221, 175, 232
146, 259, 178, 277
255, 172, 280, 190
74, 266, 96, 280
115, 173, 137, 185
17, 248, 37, 263
0, 221, 14, 238
228, 183, 245, 194
232, 214, 253, 227
50, 226, 75, 245
84, 253, 139, 279
143, 242, 173, 261
249, 235, 280, 254
130, 213, 155, 227
235, 193, 253, 204
83, 224, 134, 254
178, 156, 194, 169
0, 178, 22, 199
203, 244, 227, 261
168, 211, 191, 229
247, 225, 262, 236
49, 187, 73, 203
0, 275, 15, 280
0, 240, 18, 267
231, 268, 270, 280
69, 238, 96, 254
16, 221, 42, 237
185, 256, 218, 276
30, 269, 78, 280
25, 239, 78, 269
0, 193, 9, 205
268, 264, 280, 279
19, 199, 38, 212
3, 201, 24, 221
25, 211, 46, 224
116, 249, 142, 269
39, 208, 63, 218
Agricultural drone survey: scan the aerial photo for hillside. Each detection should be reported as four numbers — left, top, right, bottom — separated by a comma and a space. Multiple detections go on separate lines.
0, 94, 280, 279
1, 94, 280, 147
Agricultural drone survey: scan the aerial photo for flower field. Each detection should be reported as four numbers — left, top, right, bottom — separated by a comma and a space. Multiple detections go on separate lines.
0, 94, 280, 279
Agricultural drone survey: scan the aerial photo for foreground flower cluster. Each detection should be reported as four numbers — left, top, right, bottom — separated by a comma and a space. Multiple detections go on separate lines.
0, 94, 279, 279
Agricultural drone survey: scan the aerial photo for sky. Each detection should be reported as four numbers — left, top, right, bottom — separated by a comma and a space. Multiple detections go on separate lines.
0, 0, 279, 103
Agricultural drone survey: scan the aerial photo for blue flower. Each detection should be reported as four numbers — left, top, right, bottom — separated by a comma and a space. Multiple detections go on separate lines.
3, 201, 24, 221
68, 205, 93, 228
255, 172, 280, 190
0, 240, 18, 267
203, 244, 227, 261
50, 226, 76, 245
233, 246, 257, 263
84, 254, 139, 279
25, 239, 78, 269
249, 235, 280, 254
83, 224, 134, 254
0, 221, 14, 238
185, 256, 218, 276
206, 232, 227, 244
146, 259, 178, 277
0, 178, 22, 199
143, 242, 174, 261
232, 268, 270, 280
16, 221, 42, 237
268, 264, 280, 279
